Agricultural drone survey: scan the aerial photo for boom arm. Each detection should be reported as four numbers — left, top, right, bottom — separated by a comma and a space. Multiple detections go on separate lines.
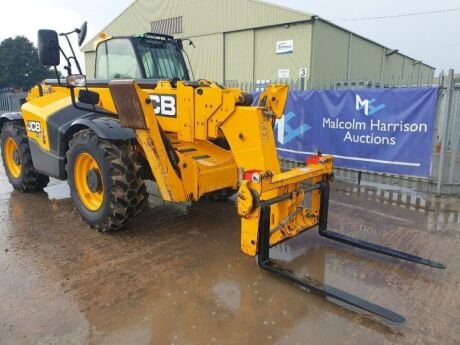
108, 79, 334, 257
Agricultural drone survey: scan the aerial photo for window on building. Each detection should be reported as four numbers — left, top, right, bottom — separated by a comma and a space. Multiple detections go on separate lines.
95, 39, 141, 79
151, 17, 183, 35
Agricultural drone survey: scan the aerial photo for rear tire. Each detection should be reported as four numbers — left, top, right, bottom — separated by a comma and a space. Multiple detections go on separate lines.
0, 122, 49, 192
66, 129, 147, 231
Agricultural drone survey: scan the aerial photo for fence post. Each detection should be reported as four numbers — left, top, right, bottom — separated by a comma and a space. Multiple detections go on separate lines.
300, 77, 305, 90
448, 87, 459, 183
436, 69, 454, 194
7, 93, 12, 111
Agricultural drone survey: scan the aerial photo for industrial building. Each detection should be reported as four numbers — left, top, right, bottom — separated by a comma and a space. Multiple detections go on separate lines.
82, 0, 435, 86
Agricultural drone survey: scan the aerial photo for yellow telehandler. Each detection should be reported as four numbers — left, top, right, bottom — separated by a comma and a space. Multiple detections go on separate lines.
0, 22, 444, 323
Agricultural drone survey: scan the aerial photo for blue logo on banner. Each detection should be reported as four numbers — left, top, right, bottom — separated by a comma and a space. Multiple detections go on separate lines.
355, 94, 386, 116
275, 111, 311, 145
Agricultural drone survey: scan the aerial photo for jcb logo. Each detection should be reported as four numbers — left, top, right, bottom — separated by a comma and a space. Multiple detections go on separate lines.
149, 94, 177, 117
26, 121, 41, 133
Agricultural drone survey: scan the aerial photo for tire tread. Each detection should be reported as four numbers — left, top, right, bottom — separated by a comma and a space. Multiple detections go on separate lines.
66, 129, 147, 231
1, 122, 49, 192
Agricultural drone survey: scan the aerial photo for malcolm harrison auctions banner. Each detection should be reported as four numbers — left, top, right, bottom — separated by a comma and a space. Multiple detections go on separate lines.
273, 88, 437, 177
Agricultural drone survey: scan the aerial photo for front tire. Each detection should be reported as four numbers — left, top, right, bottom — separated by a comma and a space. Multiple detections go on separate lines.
66, 129, 147, 231
0, 122, 49, 192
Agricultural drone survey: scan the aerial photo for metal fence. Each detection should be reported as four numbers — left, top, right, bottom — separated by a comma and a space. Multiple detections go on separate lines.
0, 92, 27, 113
226, 70, 460, 195
1, 74, 458, 195
434, 70, 460, 194
225, 73, 435, 92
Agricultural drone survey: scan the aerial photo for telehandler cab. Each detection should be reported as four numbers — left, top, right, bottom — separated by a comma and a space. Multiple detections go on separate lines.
0, 22, 445, 323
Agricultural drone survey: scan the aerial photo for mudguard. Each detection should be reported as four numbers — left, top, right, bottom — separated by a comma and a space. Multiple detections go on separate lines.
27, 109, 135, 180
69, 116, 136, 142
49, 107, 136, 157
0, 112, 23, 128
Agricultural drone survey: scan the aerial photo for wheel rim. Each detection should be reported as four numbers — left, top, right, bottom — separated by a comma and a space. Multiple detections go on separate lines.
4, 137, 21, 178
74, 152, 104, 211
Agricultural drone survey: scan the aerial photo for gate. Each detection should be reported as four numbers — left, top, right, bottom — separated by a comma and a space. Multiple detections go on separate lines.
0, 92, 27, 113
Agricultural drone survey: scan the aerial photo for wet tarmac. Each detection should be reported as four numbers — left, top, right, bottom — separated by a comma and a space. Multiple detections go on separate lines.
0, 164, 459, 345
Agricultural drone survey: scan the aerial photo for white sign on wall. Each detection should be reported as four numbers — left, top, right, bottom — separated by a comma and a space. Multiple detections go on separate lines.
299, 67, 308, 78
278, 69, 290, 78
276, 40, 294, 54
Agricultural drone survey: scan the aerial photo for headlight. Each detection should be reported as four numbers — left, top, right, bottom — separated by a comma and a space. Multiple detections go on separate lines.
66, 74, 86, 87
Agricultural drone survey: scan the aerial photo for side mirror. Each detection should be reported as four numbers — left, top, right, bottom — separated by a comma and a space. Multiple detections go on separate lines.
66, 74, 86, 87
77, 21, 87, 47
78, 90, 100, 105
37, 29, 60, 66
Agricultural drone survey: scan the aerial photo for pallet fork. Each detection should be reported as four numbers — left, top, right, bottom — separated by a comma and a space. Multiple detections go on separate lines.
257, 180, 446, 323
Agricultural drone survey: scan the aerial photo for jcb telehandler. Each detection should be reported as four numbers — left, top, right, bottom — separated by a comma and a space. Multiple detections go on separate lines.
0, 22, 445, 323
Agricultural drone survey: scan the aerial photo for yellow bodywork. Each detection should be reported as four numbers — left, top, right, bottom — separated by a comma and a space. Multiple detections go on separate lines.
22, 78, 333, 257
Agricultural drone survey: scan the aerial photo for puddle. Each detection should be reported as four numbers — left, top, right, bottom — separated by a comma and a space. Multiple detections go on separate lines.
0, 165, 458, 344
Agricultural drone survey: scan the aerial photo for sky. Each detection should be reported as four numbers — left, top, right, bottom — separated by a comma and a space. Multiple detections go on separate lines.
0, 0, 459, 74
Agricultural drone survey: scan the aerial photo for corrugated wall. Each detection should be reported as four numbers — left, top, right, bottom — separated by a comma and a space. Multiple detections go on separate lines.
383, 53, 405, 83
183, 33, 224, 82
222, 22, 313, 83
254, 22, 312, 82
82, 0, 309, 53
81, 1, 434, 84
349, 35, 382, 78
82, 0, 310, 80
224, 30, 254, 83
312, 19, 435, 84
310, 20, 349, 81
84, 51, 96, 79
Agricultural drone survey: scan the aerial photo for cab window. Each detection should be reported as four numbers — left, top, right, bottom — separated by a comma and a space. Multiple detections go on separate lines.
137, 40, 188, 80
95, 39, 141, 79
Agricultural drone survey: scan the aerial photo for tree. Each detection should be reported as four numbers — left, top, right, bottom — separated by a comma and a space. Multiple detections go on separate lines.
0, 36, 56, 91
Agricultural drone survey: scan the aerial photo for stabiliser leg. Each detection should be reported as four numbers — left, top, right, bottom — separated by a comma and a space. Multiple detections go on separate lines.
318, 182, 446, 269
257, 205, 406, 323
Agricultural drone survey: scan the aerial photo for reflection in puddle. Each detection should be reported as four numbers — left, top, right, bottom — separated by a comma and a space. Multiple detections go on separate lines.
44, 180, 70, 200
335, 183, 460, 234
212, 280, 241, 312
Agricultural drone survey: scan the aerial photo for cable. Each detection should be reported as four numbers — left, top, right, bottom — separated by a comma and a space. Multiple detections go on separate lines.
338, 7, 460, 21
182, 46, 195, 81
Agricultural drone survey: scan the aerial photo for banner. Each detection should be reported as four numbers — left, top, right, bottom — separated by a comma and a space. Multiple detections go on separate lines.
271, 88, 437, 177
